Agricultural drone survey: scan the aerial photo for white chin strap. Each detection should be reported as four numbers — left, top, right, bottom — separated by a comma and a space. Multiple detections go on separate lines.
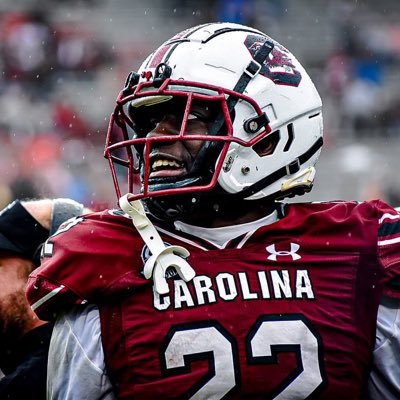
119, 194, 196, 295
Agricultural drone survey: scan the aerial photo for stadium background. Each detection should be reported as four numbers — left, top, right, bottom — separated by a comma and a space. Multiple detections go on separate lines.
1, 0, 400, 209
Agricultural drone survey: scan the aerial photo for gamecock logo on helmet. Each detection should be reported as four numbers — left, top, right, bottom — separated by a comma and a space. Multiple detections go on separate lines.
245, 34, 302, 87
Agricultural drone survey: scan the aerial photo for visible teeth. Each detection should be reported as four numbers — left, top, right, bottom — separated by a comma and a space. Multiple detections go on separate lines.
152, 159, 182, 170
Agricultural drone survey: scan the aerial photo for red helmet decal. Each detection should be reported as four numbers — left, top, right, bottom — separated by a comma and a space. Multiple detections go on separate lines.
244, 34, 302, 87
141, 70, 153, 81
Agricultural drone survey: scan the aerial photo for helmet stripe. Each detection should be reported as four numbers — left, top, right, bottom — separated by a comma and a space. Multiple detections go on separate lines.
237, 136, 323, 199
149, 23, 214, 68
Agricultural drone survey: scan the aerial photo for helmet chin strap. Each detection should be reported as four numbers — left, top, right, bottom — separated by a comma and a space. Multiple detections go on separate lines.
143, 188, 278, 226
119, 194, 196, 295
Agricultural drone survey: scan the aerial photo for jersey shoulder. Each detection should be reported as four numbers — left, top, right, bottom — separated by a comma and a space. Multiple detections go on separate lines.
284, 200, 400, 297
43, 208, 139, 266
286, 199, 397, 219
283, 199, 399, 237
28, 209, 147, 313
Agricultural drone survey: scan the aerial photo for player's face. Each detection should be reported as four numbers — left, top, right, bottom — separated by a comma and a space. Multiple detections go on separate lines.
0, 254, 34, 348
145, 99, 218, 180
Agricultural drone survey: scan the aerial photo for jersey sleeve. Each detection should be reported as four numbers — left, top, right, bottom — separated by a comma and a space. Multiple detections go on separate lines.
375, 200, 400, 298
368, 296, 400, 399
47, 304, 116, 400
26, 212, 145, 321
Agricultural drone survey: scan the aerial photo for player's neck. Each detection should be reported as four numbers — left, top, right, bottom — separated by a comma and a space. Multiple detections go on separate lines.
180, 202, 277, 228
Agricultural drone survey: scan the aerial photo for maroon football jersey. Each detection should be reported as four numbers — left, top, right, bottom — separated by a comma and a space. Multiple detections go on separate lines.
27, 200, 400, 399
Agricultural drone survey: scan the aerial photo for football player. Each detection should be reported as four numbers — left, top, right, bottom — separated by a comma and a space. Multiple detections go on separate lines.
0, 198, 84, 399
27, 22, 400, 399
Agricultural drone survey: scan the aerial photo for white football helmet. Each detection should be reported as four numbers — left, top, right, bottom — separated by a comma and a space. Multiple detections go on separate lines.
105, 22, 323, 218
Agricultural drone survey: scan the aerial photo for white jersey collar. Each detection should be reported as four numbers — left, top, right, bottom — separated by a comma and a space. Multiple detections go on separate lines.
174, 210, 279, 247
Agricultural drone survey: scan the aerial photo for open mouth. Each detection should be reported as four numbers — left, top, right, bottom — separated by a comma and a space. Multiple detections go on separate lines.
149, 155, 187, 178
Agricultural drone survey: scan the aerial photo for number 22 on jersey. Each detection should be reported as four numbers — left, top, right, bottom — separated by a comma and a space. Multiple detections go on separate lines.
162, 314, 324, 399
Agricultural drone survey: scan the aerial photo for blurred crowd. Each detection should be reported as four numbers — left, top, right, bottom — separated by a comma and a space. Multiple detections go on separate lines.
321, 1, 400, 140
0, 4, 115, 209
1, 0, 400, 209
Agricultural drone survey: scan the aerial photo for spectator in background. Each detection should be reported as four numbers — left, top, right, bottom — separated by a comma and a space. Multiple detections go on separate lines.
0, 6, 116, 209
0, 9, 56, 93
0, 198, 85, 399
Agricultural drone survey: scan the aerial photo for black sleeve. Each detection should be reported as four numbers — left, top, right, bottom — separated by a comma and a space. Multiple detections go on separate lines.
0, 352, 47, 400
50, 198, 84, 235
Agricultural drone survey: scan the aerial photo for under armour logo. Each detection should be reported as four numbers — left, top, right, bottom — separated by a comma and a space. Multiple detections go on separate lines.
266, 243, 301, 261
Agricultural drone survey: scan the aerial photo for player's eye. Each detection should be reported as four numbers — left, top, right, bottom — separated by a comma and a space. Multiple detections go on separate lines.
188, 113, 201, 121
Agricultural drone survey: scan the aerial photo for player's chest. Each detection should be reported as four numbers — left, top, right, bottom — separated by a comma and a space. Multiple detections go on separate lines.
144, 240, 381, 312
100, 243, 382, 399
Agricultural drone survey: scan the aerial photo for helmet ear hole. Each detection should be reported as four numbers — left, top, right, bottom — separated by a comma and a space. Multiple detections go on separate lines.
243, 112, 269, 134
253, 130, 280, 157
